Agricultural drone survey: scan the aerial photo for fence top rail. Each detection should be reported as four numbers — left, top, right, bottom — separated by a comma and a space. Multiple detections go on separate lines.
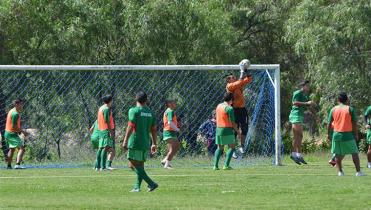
0, 64, 279, 71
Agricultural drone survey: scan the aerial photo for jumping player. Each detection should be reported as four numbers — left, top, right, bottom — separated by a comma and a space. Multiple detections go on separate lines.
225, 61, 252, 156
364, 105, 371, 168
161, 99, 180, 169
122, 91, 158, 192
213, 92, 241, 170
327, 92, 365, 176
96, 95, 115, 171
289, 80, 314, 165
5, 99, 29, 169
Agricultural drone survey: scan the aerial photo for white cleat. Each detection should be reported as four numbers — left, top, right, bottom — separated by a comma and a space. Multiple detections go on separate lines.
238, 147, 245, 154
232, 152, 238, 159
338, 171, 344, 176
14, 165, 26, 169
107, 167, 117, 171
130, 188, 140, 193
356, 171, 366, 177
367, 163, 371, 169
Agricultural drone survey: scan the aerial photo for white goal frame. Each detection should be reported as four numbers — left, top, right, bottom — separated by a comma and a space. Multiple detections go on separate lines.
0, 64, 281, 165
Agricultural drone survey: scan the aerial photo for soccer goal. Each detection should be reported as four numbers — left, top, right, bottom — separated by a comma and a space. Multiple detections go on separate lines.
0, 64, 281, 167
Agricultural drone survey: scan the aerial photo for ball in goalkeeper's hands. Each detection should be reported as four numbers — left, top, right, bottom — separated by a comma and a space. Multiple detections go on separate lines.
239, 59, 250, 72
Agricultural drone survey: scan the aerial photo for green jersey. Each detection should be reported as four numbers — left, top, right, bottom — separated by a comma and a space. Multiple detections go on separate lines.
289, 89, 309, 123
365, 106, 371, 126
127, 106, 156, 150
91, 120, 99, 139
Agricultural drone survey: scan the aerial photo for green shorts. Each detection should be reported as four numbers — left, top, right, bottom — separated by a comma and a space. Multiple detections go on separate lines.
215, 134, 235, 145
331, 139, 358, 155
127, 149, 148, 162
98, 131, 113, 148
289, 114, 304, 124
90, 136, 99, 150
5, 131, 23, 149
163, 130, 178, 141
366, 130, 371, 145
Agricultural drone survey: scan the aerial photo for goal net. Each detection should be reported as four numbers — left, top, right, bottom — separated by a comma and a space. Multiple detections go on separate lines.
0, 65, 281, 168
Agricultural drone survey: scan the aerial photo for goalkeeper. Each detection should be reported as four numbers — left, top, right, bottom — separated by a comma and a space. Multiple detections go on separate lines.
225, 60, 253, 155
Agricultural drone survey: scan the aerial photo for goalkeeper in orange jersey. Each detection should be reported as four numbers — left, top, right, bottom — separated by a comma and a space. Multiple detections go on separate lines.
225, 59, 253, 157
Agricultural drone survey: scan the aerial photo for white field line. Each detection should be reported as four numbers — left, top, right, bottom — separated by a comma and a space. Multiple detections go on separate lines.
0, 173, 338, 179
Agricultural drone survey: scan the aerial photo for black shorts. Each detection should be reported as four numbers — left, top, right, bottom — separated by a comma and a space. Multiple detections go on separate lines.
233, 107, 248, 135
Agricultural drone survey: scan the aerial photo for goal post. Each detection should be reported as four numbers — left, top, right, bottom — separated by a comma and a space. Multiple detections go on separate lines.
0, 64, 281, 166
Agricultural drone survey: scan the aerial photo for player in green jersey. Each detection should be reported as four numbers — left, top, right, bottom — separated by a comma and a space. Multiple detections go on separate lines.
327, 92, 364, 176
96, 94, 115, 172
214, 92, 241, 170
364, 105, 371, 168
289, 80, 315, 165
89, 120, 99, 169
122, 91, 158, 192
5, 99, 29, 169
161, 99, 181, 169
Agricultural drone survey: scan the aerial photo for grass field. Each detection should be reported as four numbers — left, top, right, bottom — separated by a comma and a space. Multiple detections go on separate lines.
1, 154, 371, 210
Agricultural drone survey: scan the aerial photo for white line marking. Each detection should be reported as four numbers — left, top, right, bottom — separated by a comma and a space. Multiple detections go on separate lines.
0, 173, 338, 179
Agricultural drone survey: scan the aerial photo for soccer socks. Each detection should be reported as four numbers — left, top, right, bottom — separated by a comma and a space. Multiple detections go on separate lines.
95, 149, 103, 169
134, 174, 143, 189
214, 148, 222, 168
101, 149, 108, 169
225, 148, 235, 167
134, 166, 155, 187
107, 160, 112, 168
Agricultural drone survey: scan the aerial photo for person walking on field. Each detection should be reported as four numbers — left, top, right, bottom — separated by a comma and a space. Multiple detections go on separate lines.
289, 80, 315, 165
327, 92, 365, 176
5, 99, 29, 169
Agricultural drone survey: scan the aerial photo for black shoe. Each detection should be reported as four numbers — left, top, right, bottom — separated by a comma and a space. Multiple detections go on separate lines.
290, 155, 301, 165
148, 183, 158, 192
7, 165, 12, 169
298, 156, 307, 164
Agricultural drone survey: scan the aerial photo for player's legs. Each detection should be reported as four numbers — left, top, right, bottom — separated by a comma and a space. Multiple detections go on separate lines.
351, 153, 361, 172
224, 143, 235, 169
95, 147, 103, 170
163, 139, 180, 168
7, 148, 15, 169
291, 123, 306, 164
292, 123, 303, 153
367, 145, 371, 168
335, 155, 344, 175
16, 146, 25, 165
100, 146, 110, 170
107, 147, 115, 169
214, 144, 224, 169
129, 158, 157, 192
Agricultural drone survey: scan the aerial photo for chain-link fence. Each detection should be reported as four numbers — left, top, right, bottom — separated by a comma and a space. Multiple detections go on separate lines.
0, 66, 277, 167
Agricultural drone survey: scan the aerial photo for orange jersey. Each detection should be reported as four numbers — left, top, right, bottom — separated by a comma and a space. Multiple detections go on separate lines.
163, 108, 178, 131
226, 76, 252, 108
216, 103, 233, 128
5, 108, 21, 133
332, 105, 353, 132
97, 105, 115, 130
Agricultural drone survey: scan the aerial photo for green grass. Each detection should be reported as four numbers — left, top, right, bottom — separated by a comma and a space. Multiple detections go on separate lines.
1, 154, 371, 210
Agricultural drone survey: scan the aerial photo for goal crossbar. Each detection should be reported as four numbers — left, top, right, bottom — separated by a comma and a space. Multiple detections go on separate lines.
0, 64, 279, 71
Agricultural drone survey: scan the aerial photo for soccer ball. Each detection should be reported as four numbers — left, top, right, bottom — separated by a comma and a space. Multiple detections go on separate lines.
239, 59, 250, 70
